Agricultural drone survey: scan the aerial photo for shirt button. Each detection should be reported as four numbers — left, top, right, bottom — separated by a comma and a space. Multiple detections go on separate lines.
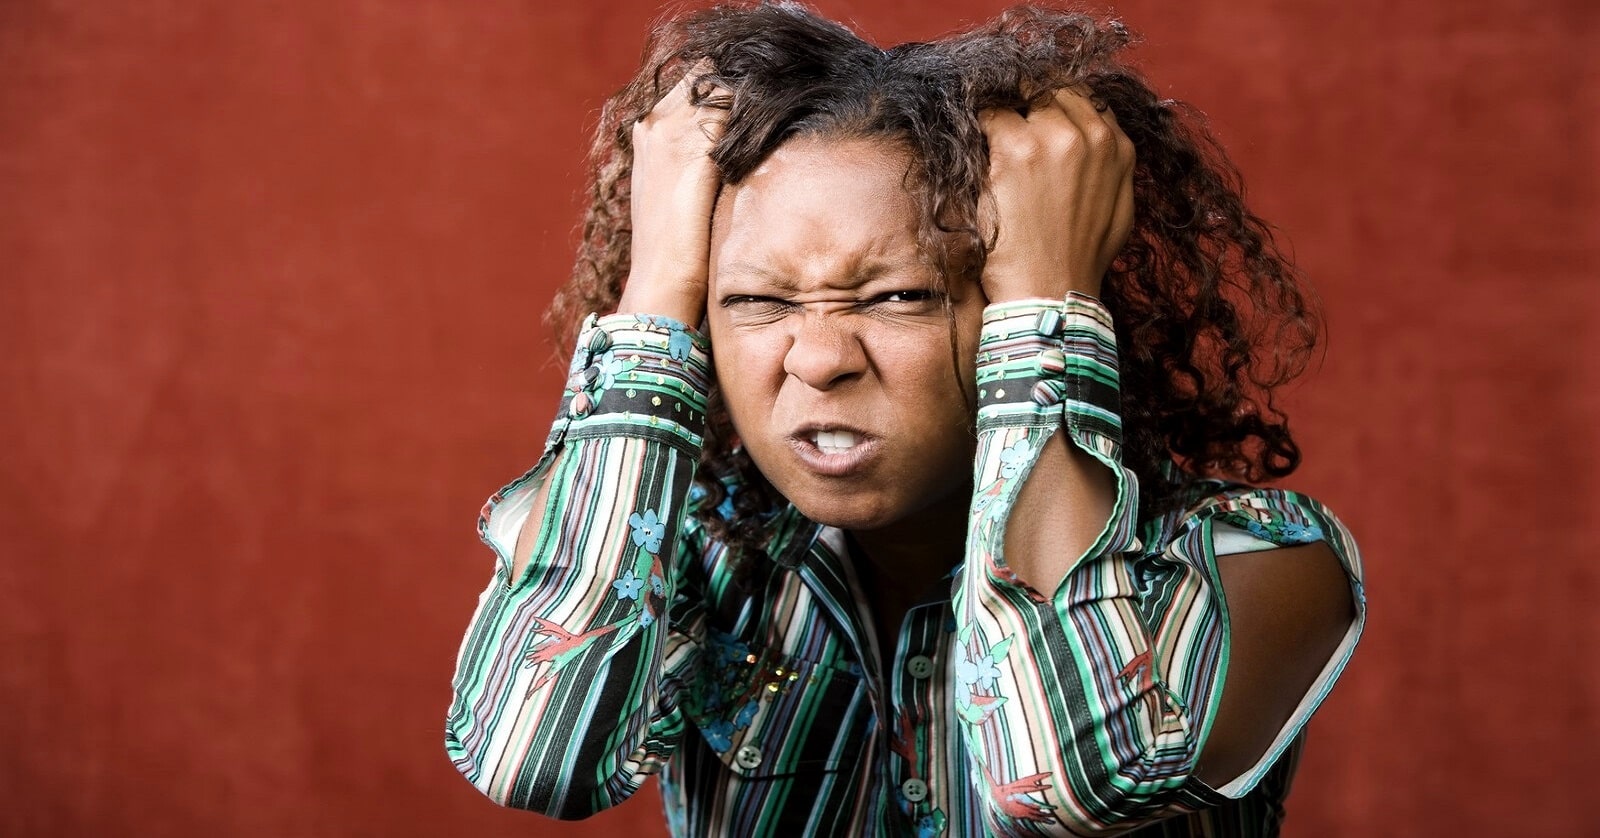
734, 745, 762, 770
905, 655, 934, 679
901, 778, 929, 803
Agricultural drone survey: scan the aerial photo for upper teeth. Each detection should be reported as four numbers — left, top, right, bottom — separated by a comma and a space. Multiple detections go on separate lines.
814, 429, 858, 454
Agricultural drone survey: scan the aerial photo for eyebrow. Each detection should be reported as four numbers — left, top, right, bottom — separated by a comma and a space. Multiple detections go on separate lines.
716, 259, 922, 290
717, 262, 797, 287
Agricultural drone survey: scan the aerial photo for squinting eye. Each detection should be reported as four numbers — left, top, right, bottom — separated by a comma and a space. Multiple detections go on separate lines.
722, 295, 793, 315
728, 295, 778, 304
881, 290, 934, 304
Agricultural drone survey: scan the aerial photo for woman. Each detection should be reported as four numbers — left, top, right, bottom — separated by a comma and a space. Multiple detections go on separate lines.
446, 3, 1364, 835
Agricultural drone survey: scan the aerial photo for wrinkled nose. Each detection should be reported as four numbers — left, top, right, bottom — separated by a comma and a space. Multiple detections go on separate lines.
782, 312, 866, 390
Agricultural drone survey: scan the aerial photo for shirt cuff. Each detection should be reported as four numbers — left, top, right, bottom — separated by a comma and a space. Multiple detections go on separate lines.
548, 312, 713, 456
975, 292, 1122, 451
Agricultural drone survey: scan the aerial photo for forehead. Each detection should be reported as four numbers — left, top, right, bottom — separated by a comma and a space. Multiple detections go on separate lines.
710, 136, 924, 285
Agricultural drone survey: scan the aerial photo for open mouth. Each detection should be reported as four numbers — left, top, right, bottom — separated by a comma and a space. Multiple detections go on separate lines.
789, 425, 876, 477
812, 428, 859, 455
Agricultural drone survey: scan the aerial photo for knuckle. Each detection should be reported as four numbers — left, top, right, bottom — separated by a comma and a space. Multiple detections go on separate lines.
1047, 130, 1083, 160
994, 131, 1040, 160
1013, 136, 1047, 164
1083, 122, 1116, 150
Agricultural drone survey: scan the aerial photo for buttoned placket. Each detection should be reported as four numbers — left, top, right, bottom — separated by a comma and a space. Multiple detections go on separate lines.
886, 597, 952, 831
788, 532, 958, 833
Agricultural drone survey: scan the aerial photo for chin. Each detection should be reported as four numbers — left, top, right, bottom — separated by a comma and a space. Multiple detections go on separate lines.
784, 489, 903, 533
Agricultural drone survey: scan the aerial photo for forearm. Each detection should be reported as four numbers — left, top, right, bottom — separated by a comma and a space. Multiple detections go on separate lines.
445, 313, 711, 816
1002, 426, 1116, 592
955, 294, 1187, 834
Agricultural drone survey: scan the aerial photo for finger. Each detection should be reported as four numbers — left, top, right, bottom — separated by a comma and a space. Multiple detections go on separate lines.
978, 106, 1028, 140
1104, 135, 1137, 258
1022, 87, 1077, 127
1077, 90, 1134, 172
646, 59, 718, 120
683, 58, 727, 107
1060, 82, 1111, 114
696, 109, 726, 145
1053, 85, 1130, 166
1110, 164, 1136, 249
1047, 84, 1105, 129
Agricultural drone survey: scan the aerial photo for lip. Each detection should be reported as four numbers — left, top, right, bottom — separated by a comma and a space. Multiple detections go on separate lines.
787, 424, 879, 478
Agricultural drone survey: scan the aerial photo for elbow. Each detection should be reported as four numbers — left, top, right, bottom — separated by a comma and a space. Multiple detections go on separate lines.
450, 751, 615, 820
446, 722, 616, 820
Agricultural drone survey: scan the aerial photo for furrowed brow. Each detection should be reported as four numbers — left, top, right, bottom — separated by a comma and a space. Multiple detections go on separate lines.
717, 262, 796, 289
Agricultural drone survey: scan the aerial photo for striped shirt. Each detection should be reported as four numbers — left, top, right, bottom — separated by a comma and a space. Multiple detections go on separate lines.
446, 295, 1366, 836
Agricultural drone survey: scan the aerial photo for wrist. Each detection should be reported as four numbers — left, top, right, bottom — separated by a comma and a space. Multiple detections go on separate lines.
980, 262, 1103, 303
616, 278, 706, 326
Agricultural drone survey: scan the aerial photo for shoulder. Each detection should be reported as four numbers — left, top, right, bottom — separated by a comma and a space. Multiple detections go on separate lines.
1174, 483, 1362, 585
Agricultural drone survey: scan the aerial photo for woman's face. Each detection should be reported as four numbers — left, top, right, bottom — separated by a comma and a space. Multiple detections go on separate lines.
707, 136, 985, 534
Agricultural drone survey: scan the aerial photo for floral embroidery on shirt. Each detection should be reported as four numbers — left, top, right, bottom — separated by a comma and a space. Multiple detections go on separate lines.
613, 569, 645, 601
914, 810, 949, 837
685, 630, 802, 757
629, 508, 666, 553
1222, 512, 1325, 546
998, 439, 1032, 479
596, 349, 636, 391
668, 326, 692, 362
605, 507, 672, 646
689, 632, 763, 754
953, 624, 1011, 727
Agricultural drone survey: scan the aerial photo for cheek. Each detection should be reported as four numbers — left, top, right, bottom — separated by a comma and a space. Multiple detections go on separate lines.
876, 332, 973, 425
709, 329, 787, 430
906, 319, 982, 440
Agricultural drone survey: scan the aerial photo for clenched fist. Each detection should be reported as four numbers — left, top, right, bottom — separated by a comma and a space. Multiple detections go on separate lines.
979, 87, 1135, 303
616, 63, 727, 326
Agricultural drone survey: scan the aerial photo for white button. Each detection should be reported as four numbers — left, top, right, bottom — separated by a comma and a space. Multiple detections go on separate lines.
901, 778, 928, 802
734, 745, 762, 770
905, 655, 934, 679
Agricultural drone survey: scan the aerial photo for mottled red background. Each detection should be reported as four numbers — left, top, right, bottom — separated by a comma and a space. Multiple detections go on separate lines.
2, 0, 1595, 835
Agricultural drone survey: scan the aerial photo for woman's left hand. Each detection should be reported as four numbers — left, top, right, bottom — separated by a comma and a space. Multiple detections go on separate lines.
979, 86, 1135, 303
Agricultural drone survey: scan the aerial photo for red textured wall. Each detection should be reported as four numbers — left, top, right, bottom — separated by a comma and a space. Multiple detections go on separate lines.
3, 1, 1594, 835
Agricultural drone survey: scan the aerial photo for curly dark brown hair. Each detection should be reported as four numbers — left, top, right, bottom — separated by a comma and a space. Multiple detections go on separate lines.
547, 1, 1321, 564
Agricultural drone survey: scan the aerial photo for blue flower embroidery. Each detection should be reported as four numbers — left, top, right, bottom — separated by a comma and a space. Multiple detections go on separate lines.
629, 509, 666, 553
999, 440, 1032, 479
712, 631, 751, 664
612, 569, 644, 601
597, 350, 628, 390
639, 609, 655, 628
954, 643, 1001, 706
1273, 521, 1323, 544
668, 327, 692, 362
650, 573, 665, 597
703, 719, 735, 753
1237, 516, 1325, 546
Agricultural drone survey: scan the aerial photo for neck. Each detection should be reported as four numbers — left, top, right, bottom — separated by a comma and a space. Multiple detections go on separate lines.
848, 486, 971, 592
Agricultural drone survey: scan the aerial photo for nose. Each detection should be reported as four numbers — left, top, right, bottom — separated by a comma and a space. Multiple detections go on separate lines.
782, 310, 866, 390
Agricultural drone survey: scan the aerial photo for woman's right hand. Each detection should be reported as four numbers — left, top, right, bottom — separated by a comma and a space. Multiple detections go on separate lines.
615, 64, 727, 327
